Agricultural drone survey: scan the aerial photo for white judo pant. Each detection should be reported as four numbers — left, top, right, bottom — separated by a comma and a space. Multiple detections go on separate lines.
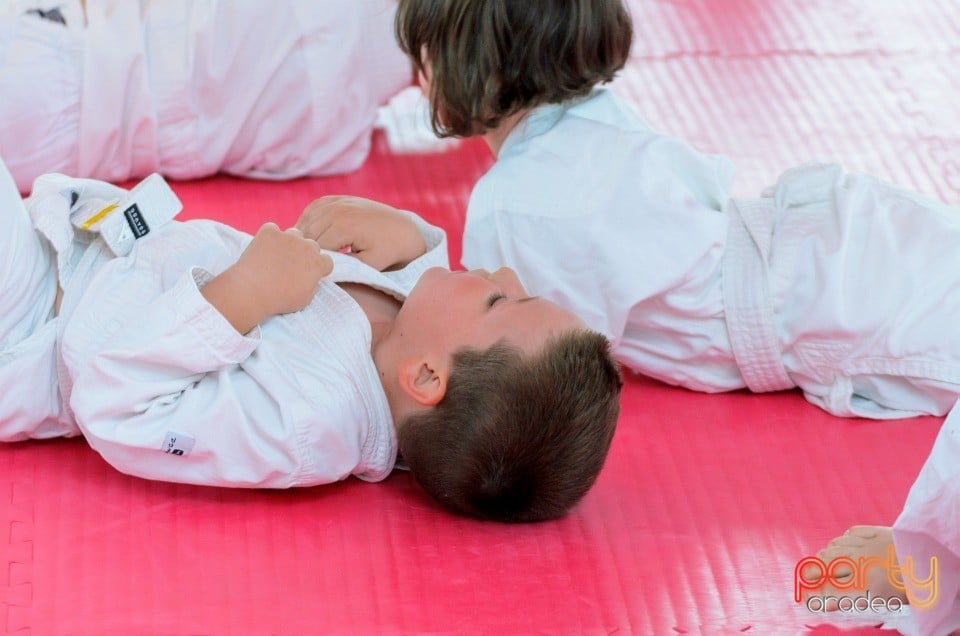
726, 163, 960, 419
0, 152, 180, 440
0, 154, 63, 440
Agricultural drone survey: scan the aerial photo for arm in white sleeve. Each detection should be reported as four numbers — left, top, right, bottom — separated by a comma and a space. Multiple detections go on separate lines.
893, 403, 960, 635
70, 268, 309, 488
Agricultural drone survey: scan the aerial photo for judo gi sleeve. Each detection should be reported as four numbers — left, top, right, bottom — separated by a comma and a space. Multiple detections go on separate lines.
68, 268, 314, 489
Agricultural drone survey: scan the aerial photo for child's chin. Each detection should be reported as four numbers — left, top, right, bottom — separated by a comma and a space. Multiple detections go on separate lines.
411, 266, 448, 289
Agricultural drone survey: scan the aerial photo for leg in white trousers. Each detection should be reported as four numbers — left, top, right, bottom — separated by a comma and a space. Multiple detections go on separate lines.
0, 153, 64, 440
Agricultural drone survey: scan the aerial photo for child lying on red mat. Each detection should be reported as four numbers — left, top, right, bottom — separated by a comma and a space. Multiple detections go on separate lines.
395, 0, 960, 631
0, 154, 622, 523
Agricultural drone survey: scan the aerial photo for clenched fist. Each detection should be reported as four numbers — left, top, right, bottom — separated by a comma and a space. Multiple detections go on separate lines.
296, 196, 427, 271
201, 223, 333, 334
235, 223, 334, 316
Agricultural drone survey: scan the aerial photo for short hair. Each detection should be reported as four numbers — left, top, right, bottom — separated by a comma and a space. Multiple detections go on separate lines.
395, 0, 634, 137
398, 330, 622, 522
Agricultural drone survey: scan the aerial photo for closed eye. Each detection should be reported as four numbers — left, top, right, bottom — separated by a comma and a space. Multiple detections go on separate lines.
486, 292, 507, 308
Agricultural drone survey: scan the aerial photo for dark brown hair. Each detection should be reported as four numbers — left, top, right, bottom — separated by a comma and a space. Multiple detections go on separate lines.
395, 0, 634, 137
398, 330, 622, 522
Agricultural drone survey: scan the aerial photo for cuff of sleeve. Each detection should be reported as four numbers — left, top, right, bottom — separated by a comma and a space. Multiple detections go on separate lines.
384, 211, 450, 290
172, 267, 262, 364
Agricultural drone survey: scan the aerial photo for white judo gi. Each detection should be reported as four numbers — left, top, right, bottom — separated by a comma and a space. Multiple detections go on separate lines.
464, 87, 960, 419
0, 0, 411, 192
0, 155, 450, 487
895, 407, 960, 636
461, 88, 960, 634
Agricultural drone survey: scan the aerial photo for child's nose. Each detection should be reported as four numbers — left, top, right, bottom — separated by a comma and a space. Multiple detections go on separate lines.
491, 267, 527, 294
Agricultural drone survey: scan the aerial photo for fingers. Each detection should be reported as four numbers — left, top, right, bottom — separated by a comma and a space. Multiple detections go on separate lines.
289, 227, 334, 275
291, 195, 409, 272
312, 223, 355, 253
845, 526, 882, 540
258, 221, 281, 234
262, 224, 320, 246
256, 223, 333, 267
317, 252, 334, 278
295, 196, 351, 238
296, 195, 387, 240
301, 210, 371, 262
296, 209, 331, 240
285, 227, 329, 255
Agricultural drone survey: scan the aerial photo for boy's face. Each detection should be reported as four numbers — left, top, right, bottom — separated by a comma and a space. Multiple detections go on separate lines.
394, 267, 586, 360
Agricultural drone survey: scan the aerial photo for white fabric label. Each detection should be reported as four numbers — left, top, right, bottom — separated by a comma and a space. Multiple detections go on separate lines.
161, 431, 196, 457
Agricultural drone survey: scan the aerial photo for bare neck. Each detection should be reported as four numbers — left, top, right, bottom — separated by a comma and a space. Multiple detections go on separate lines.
482, 110, 531, 157
366, 306, 426, 434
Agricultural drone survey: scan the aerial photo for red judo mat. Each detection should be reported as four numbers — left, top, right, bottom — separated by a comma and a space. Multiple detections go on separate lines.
3, 0, 960, 633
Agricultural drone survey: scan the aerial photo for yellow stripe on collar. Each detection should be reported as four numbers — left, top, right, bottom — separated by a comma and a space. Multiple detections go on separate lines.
81, 203, 119, 230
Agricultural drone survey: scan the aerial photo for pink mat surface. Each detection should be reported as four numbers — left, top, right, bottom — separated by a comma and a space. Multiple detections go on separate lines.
4, 0, 959, 633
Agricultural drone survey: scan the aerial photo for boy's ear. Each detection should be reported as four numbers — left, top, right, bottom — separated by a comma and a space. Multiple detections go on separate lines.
397, 356, 448, 406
